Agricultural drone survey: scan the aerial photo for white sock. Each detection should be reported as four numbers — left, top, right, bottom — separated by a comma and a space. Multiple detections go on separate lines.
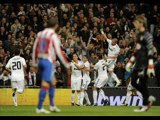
99, 89, 106, 100
84, 91, 91, 105
136, 90, 143, 99
125, 90, 132, 104
112, 72, 120, 83
71, 93, 75, 103
13, 93, 17, 105
77, 92, 81, 105
80, 91, 84, 105
93, 90, 97, 104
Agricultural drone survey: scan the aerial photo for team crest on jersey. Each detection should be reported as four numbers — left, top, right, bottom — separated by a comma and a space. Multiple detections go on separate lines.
136, 43, 141, 50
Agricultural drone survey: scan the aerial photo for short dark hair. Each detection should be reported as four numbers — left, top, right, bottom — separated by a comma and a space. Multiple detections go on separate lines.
15, 49, 20, 55
47, 17, 58, 28
97, 54, 103, 59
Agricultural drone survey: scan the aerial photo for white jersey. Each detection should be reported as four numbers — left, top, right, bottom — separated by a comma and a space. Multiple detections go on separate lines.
83, 61, 90, 77
70, 61, 83, 78
94, 59, 107, 77
6, 56, 26, 81
107, 39, 120, 60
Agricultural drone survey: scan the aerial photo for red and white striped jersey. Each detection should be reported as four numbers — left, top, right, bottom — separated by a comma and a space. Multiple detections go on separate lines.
32, 28, 69, 68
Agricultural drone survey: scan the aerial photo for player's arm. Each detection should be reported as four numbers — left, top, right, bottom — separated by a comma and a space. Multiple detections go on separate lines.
145, 33, 155, 77
5, 59, 11, 74
22, 58, 27, 76
32, 32, 40, 67
100, 29, 112, 43
72, 61, 84, 70
52, 35, 70, 68
125, 53, 136, 72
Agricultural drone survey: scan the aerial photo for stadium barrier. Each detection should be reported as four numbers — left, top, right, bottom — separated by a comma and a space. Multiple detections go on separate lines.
0, 87, 159, 106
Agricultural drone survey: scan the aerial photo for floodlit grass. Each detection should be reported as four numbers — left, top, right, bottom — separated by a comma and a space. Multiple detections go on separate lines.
0, 105, 160, 116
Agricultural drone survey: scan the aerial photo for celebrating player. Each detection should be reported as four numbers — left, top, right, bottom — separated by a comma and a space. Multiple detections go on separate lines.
32, 18, 70, 114
70, 53, 84, 106
80, 55, 91, 106
5, 49, 27, 106
101, 30, 121, 87
92, 54, 109, 106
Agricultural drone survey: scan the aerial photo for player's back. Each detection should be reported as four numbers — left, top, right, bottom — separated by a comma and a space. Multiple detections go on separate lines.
94, 59, 107, 77
35, 28, 57, 62
6, 56, 26, 81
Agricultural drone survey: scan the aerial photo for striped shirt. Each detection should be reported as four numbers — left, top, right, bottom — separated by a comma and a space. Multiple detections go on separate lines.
32, 28, 69, 68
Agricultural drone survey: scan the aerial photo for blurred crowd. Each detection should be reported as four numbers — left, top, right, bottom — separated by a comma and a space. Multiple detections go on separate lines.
0, 3, 160, 88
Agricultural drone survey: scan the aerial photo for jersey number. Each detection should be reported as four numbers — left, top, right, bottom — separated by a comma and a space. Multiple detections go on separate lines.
12, 61, 21, 70
102, 63, 106, 71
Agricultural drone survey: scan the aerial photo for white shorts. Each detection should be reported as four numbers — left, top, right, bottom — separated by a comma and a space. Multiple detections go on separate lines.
81, 76, 91, 90
11, 80, 24, 93
94, 76, 108, 88
107, 59, 116, 71
71, 77, 82, 90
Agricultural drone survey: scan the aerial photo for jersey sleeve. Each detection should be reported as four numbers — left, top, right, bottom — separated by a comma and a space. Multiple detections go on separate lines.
94, 62, 99, 70
6, 59, 11, 69
22, 58, 26, 67
52, 34, 69, 68
115, 45, 120, 56
144, 32, 154, 58
106, 38, 112, 44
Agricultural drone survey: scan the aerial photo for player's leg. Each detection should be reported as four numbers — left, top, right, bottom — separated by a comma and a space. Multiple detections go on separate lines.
98, 77, 109, 106
71, 79, 76, 106
36, 59, 51, 114
11, 81, 18, 106
84, 80, 91, 106
49, 76, 61, 112
108, 64, 121, 87
80, 79, 86, 106
76, 79, 82, 106
92, 78, 100, 106
16, 80, 25, 94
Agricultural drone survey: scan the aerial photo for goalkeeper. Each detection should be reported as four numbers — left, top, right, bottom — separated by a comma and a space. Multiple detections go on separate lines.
125, 15, 156, 112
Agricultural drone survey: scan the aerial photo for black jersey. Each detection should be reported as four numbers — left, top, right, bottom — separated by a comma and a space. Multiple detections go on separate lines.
134, 31, 154, 69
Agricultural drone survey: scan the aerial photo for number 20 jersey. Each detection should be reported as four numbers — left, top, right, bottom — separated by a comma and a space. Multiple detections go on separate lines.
6, 56, 26, 81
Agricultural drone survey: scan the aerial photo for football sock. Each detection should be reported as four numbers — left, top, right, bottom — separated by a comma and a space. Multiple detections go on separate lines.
84, 91, 91, 105
77, 92, 81, 105
93, 90, 97, 104
80, 91, 84, 105
125, 90, 132, 105
99, 89, 106, 100
71, 93, 75, 103
37, 86, 48, 109
49, 86, 55, 107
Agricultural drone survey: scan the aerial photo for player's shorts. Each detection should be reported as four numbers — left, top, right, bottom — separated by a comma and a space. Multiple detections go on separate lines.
71, 77, 82, 90
94, 75, 108, 88
38, 59, 55, 82
107, 59, 116, 71
11, 80, 24, 93
81, 76, 91, 90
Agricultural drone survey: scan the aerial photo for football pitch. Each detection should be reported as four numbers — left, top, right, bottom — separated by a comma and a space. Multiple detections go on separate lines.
0, 105, 160, 116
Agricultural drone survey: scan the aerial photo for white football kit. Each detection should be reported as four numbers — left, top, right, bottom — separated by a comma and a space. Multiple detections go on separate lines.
70, 61, 83, 90
6, 56, 26, 92
106, 39, 120, 71
94, 59, 108, 88
82, 61, 91, 90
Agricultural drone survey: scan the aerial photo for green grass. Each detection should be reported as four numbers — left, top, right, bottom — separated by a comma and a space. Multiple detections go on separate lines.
0, 106, 160, 116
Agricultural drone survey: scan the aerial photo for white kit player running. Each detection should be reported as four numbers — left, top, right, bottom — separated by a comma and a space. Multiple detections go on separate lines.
80, 56, 91, 106
101, 29, 121, 87
70, 53, 84, 106
5, 49, 27, 106
92, 54, 109, 106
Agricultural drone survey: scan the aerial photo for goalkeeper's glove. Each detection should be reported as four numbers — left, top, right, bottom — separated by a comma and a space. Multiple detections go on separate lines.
125, 56, 135, 72
147, 59, 155, 78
